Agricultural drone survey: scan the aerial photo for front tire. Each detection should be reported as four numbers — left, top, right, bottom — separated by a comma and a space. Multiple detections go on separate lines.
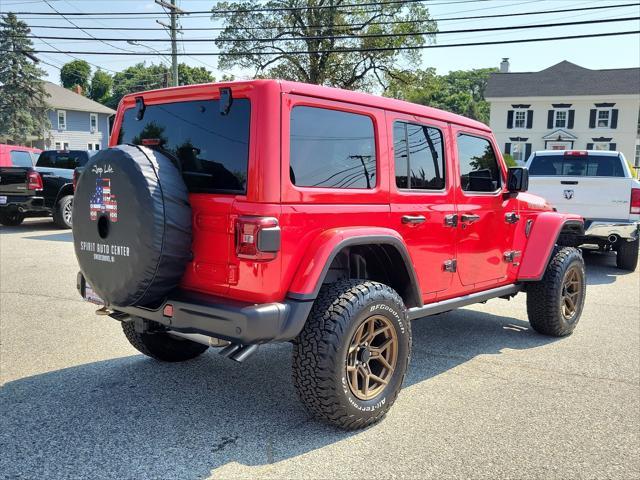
53, 195, 73, 229
526, 247, 586, 337
292, 280, 411, 430
616, 238, 639, 271
122, 321, 208, 362
0, 211, 25, 226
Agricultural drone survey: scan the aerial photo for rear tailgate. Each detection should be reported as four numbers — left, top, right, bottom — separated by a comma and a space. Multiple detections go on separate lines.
0, 167, 32, 196
527, 152, 632, 220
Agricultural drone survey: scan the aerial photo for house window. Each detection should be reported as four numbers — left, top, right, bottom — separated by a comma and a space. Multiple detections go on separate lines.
88, 143, 93, 150
593, 142, 610, 151
597, 109, 611, 128
635, 144, 640, 168
514, 110, 527, 129
55, 141, 61, 150
90, 113, 98, 131
554, 110, 568, 128
511, 142, 525, 164
57, 110, 66, 130
94, 143, 100, 150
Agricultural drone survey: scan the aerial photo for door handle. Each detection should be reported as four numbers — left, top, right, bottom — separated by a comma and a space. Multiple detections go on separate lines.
460, 214, 480, 224
505, 212, 520, 224
401, 215, 426, 225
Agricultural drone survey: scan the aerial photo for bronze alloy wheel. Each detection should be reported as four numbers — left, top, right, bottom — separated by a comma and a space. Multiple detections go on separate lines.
561, 265, 583, 321
346, 314, 398, 401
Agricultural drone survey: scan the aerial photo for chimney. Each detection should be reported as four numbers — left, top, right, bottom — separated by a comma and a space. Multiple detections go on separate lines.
73, 84, 83, 95
500, 58, 510, 73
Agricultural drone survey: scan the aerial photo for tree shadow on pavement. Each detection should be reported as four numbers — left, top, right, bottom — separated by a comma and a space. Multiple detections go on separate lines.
1, 310, 558, 480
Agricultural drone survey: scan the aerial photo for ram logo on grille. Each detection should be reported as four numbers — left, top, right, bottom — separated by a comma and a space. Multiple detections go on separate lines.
90, 177, 118, 222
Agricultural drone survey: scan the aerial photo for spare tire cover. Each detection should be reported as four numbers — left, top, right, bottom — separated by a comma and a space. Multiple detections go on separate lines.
73, 145, 191, 307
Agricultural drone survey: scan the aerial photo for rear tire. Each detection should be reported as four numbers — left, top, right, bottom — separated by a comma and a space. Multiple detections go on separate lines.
616, 238, 639, 271
526, 247, 586, 337
122, 321, 208, 362
53, 195, 73, 229
292, 280, 411, 430
0, 211, 25, 226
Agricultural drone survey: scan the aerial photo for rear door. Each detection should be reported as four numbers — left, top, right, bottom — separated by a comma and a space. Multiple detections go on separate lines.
115, 93, 252, 296
388, 113, 457, 296
527, 152, 632, 220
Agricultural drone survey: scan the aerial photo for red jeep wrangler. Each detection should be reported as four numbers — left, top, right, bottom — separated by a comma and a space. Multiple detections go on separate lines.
73, 80, 586, 429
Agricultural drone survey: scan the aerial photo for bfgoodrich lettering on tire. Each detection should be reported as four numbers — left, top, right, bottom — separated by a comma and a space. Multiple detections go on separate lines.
526, 247, 586, 337
292, 280, 411, 430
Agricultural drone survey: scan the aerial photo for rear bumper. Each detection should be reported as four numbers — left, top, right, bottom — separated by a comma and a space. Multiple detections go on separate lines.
77, 273, 313, 344
0, 195, 48, 214
584, 220, 640, 240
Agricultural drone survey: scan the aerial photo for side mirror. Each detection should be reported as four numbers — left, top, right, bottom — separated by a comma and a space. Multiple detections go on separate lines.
507, 167, 529, 193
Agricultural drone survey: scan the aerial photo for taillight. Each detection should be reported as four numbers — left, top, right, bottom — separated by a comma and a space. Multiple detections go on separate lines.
631, 188, 640, 214
235, 216, 280, 261
73, 169, 80, 190
565, 151, 588, 156
27, 170, 43, 190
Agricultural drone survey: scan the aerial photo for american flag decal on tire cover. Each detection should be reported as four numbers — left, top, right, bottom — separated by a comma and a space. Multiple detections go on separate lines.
90, 177, 118, 222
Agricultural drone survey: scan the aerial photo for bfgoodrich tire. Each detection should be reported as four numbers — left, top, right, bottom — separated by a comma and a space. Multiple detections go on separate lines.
526, 247, 586, 337
616, 238, 639, 271
53, 194, 73, 229
292, 280, 411, 430
122, 320, 208, 362
72, 145, 191, 307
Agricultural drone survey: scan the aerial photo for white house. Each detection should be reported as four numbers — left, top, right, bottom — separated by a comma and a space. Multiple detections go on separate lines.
485, 60, 640, 167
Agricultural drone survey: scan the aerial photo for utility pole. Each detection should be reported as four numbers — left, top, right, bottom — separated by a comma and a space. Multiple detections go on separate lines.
155, 0, 184, 87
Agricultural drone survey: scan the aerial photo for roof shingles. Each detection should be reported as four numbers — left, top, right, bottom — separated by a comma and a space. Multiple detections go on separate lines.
44, 81, 115, 115
485, 61, 640, 98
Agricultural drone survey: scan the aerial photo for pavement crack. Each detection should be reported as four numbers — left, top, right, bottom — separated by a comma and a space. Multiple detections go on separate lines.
0, 290, 80, 302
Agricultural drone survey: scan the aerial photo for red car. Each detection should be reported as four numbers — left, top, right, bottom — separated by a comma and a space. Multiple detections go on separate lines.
0, 144, 41, 167
72, 80, 586, 429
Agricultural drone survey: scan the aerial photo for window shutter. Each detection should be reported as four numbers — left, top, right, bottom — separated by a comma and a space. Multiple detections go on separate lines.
525, 143, 532, 161
609, 143, 617, 151
504, 142, 511, 154
526, 110, 533, 129
507, 110, 514, 129
610, 109, 618, 129
568, 110, 575, 129
547, 110, 554, 129
587, 143, 594, 150
589, 109, 596, 128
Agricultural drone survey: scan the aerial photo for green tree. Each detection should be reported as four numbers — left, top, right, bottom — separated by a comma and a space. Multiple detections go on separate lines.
60, 59, 91, 92
386, 67, 497, 124
107, 63, 215, 109
89, 69, 113, 104
0, 13, 49, 145
211, 0, 436, 91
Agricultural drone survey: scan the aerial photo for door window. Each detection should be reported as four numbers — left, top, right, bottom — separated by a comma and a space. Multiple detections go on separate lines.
290, 106, 376, 189
10, 150, 34, 167
393, 122, 445, 190
457, 134, 501, 192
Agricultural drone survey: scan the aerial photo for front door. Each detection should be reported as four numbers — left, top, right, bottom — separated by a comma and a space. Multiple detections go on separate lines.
453, 131, 519, 287
388, 113, 457, 296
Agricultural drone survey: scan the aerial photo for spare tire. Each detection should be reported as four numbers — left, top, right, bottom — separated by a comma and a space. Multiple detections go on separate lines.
73, 145, 191, 307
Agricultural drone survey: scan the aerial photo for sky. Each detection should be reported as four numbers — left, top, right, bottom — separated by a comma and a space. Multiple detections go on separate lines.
1, 0, 639, 85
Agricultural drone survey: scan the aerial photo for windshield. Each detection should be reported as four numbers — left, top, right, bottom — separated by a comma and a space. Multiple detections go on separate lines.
117, 99, 251, 194
37, 151, 89, 169
529, 154, 625, 177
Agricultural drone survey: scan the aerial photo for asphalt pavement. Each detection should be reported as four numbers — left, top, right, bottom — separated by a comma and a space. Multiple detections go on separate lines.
1, 218, 639, 479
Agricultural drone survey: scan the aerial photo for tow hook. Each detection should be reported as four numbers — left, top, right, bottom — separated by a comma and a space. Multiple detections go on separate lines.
95, 306, 113, 316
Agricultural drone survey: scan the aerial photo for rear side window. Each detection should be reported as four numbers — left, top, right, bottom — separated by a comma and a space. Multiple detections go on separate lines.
36, 151, 89, 169
393, 122, 445, 190
290, 106, 376, 189
118, 99, 251, 194
10, 150, 33, 167
529, 154, 625, 177
457, 134, 501, 192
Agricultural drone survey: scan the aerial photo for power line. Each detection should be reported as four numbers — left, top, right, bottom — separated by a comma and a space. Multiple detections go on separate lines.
7, 0, 479, 16
15, 16, 640, 43
9, 30, 639, 56
18, 2, 640, 31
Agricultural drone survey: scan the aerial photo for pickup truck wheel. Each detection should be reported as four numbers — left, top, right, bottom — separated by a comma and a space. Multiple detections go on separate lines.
53, 195, 73, 229
121, 321, 208, 362
292, 280, 411, 430
0, 211, 24, 226
526, 247, 586, 337
615, 238, 639, 271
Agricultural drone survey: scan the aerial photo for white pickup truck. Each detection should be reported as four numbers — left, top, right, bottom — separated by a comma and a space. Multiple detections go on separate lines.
526, 150, 640, 271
